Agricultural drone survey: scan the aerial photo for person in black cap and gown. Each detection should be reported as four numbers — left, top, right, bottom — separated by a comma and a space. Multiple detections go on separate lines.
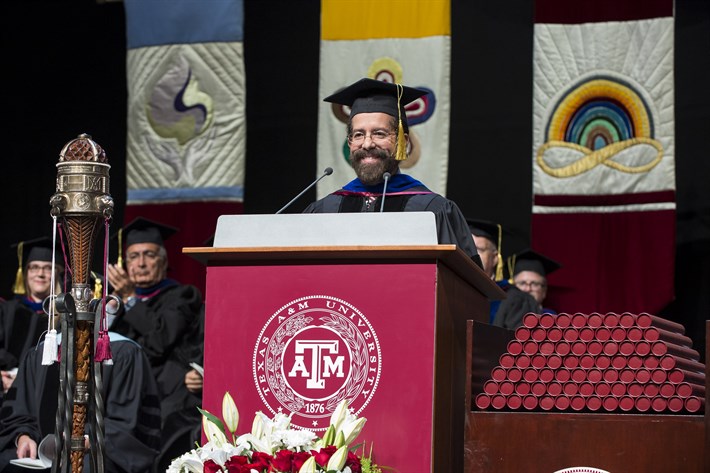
493, 249, 561, 330
0, 238, 63, 395
106, 217, 203, 472
304, 78, 480, 266
466, 219, 510, 323
0, 332, 161, 473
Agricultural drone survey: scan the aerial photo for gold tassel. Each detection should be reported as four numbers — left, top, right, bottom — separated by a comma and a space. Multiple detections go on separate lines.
495, 223, 505, 282
117, 228, 123, 268
395, 84, 408, 161
507, 254, 516, 285
12, 242, 25, 295
93, 272, 103, 300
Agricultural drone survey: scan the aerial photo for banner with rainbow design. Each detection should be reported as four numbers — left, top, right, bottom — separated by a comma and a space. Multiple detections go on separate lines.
317, 0, 450, 198
531, 1, 675, 314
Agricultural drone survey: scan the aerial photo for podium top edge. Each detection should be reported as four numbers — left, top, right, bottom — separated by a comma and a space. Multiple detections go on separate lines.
183, 245, 506, 300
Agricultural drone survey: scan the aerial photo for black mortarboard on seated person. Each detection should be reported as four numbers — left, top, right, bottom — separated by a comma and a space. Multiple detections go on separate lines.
466, 219, 500, 248
10, 236, 55, 295
114, 217, 177, 267
324, 78, 429, 161
466, 218, 505, 281
510, 249, 561, 278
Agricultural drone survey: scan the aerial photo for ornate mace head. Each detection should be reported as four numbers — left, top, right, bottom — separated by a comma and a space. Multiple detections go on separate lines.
49, 134, 114, 311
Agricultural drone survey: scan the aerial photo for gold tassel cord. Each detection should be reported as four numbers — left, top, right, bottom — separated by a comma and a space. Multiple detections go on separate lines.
13, 242, 25, 295
117, 228, 123, 268
495, 223, 504, 282
395, 84, 407, 161
507, 254, 516, 285
93, 272, 103, 300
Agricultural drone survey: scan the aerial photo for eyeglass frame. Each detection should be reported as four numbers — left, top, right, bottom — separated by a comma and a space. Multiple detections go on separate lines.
27, 263, 54, 274
515, 280, 546, 290
346, 129, 396, 146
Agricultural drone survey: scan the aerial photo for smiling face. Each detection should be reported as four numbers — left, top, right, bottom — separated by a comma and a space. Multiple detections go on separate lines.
348, 112, 403, 185
125, 242, 167, 288
25, 261, 56, 301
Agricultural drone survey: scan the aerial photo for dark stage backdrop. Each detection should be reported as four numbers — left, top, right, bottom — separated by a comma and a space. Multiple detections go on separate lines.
1, 0, 708, 356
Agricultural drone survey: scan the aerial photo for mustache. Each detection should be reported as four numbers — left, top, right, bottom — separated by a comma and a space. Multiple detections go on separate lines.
351, 148, 390, 161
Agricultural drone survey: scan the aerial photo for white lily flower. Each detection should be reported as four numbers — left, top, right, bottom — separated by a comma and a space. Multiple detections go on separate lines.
341, 417, 367, 446
202, 415, 227, 445
329, 399, 349, 432
167, 450, 203, 473
298, 456, 317, 473
251, 411, 265, 439
326, 445, 349, 471
222, 392, 240, 434
236, 432, 270, 454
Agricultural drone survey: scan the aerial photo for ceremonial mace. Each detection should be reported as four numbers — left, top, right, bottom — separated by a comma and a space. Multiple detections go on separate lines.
49, 134, 114, 473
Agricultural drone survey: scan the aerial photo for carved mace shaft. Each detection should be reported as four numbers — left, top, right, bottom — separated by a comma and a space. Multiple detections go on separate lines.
50, 134, 113, 473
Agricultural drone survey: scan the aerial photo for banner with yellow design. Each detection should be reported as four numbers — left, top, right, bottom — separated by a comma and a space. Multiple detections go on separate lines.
531, 1, 675, 314
317, 0, 450, 198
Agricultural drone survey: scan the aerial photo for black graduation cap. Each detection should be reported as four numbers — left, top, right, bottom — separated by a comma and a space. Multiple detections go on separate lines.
466, 219, 501, 247
114, 217, 177, 267
510, 249, 561, 277
324, 78, 428, 130
122, 217, 177, 248
324, 78, 428, 161
10, 236, 56, 295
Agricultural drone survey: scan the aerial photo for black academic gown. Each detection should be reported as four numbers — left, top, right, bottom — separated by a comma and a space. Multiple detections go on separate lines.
304, 181, 481, 264
0, 299, 48, 371
110, 283, 203, 423
0, 335, 161, 473
492, 286, 541, 330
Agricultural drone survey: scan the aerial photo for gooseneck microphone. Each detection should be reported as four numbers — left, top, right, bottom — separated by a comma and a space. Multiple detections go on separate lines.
276, 167, 334, 214
380, 172, 391, 213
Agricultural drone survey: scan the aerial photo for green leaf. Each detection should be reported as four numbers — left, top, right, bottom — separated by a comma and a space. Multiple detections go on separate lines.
197, 407, 226, 433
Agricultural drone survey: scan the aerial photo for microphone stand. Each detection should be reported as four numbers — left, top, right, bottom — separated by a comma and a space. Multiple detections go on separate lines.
276, 167, 333, 214
380, 172, 391, 213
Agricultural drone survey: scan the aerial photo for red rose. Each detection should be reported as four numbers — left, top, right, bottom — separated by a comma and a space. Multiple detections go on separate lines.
311, 446, 338, 467
291, 452, 312, 472
346, 452, 362, 473
204, 459, 223, 473
224, 456, 249, 473
271, 450, 293, 471
249, 452, 273, 471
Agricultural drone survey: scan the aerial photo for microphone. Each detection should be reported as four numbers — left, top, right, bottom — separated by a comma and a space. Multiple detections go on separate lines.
276, 167, 334, 214
379, 172, 391, 213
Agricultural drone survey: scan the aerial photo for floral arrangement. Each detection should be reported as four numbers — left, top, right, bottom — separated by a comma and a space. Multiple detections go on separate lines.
167, 393, 384, 473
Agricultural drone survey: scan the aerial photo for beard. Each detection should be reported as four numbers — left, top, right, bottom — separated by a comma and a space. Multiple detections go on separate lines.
350, 148, 398, 186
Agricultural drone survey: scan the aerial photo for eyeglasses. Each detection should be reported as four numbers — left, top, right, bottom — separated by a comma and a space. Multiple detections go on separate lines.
515, 280, 546, 290
27, 264, 53, 274
347, 130, 395, 146
126, 250, 160, 263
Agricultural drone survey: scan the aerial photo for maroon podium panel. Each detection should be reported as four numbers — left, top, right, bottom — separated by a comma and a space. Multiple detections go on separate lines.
203, 262, 439, 471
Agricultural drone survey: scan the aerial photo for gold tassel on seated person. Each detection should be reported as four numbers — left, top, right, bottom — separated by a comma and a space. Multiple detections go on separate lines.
93, 272, 103, 300
507, 254, 516, 285
495, 223, 505, 282
13, 242, 25, 295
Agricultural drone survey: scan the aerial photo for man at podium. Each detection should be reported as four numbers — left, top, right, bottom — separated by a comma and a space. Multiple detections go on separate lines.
304, 78, 481, 266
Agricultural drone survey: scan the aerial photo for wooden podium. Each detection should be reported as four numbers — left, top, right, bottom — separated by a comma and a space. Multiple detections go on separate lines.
187, 220, 503, 473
